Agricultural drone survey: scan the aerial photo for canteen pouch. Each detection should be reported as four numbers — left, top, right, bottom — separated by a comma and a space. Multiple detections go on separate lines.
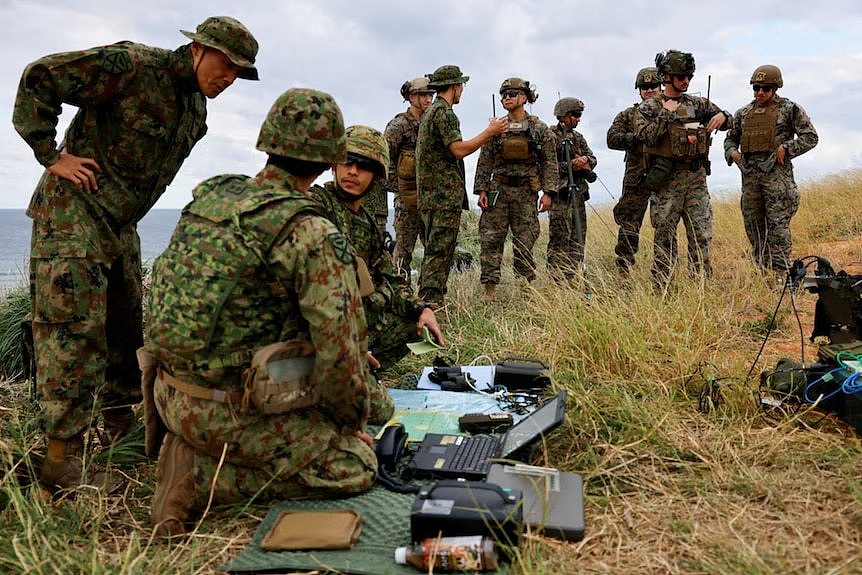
643, 156, 674, 192
243, 340, 316, 414
410, 480, 523, 551
396, 149, 418, 194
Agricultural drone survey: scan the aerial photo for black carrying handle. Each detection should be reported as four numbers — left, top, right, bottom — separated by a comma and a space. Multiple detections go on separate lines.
418, 479, 518, 503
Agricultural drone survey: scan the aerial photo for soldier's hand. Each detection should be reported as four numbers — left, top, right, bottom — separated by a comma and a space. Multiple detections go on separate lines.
355, 430, 374, 447
48, 152, 101, 193
775, 144, 787, 166
477, 191, 489, 210
486, 117, 508, 136
706, 112, 726, 134
417, 308, 446, 347
367, 351, 381, 370
572, 156, 590, 170
730, 150, 742, 166
538, 192, 552, 213
662, 99, 680, 113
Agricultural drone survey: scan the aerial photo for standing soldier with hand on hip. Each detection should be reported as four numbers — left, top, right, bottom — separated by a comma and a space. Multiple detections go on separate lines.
474, 78, 558, 299
415, 65, 507, 308
724, 65, 818, 282
548, 97, 595, 279
12, 16, 259, 492
636, 50, 730, 285
607, 67, 662, 274
385, 78, 436, 280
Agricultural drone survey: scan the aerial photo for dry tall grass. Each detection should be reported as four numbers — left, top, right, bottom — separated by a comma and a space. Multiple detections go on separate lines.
1, 171, 860, 574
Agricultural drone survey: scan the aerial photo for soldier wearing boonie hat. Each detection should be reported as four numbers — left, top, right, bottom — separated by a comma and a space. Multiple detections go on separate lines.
12, 15, 260, 494
414, 65, 507, 307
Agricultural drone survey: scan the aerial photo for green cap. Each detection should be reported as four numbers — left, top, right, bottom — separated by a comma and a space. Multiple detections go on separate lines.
181, 16, 259, 80
426, 65, 470, 89
256, 88, 346, 163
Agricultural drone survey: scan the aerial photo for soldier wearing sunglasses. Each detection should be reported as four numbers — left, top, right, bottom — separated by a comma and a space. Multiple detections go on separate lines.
635, 50, 731, 285
724, 65, 818, 283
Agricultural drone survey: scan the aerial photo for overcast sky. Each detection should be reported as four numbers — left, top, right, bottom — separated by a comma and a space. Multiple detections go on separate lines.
1, 0, 860, 210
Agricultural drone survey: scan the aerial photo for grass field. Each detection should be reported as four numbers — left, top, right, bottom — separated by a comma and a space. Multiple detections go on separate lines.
1, 170, 860, 574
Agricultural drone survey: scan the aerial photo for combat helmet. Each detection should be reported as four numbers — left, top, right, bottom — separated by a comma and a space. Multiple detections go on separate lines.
181, 16, 259, 80
400, 77, 434, 100
345, 125, 390, 178
256, 88, 346, 164
635, 67, 661, 88
499, 77, 538, 103
554, 97, 585, 118
750, 65, 783, 88
655, 50, 695, 77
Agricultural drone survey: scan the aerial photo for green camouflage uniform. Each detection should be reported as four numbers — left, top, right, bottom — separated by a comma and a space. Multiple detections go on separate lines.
13, 42, 210, 439
385, 109, 425, 278
146, 166, 393, 504
474, 116, 558, 284
635, 93, 729, 282
416, 96, 467, 305
548, 124, 595, 274
311, 181, 424, 370
724, 96, 818, 271
362, 181, 389, 239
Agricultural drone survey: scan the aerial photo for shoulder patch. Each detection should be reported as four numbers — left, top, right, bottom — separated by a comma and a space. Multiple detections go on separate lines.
99, 49, 133, 74
327, 232, 354, 265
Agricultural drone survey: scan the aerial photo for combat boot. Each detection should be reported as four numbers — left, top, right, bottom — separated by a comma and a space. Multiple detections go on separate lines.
151, 432, 199, 537
101, 405, 135, 444
483, 284, 496, 301
40, 435, 108, 491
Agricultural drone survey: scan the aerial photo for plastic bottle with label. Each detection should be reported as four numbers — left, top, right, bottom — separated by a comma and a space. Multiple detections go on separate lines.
394, 535, 498, 572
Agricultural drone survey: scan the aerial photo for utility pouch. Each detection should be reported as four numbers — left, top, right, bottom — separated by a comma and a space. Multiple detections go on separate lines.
668, 123, 709, 159
137, 347, 166, 458
501, 133, 531, 161
243, 340, 316, 414
261, 509, 363, 551
642, 157, 674, 191
396, 150, 417, 193
399, 189, 418, 210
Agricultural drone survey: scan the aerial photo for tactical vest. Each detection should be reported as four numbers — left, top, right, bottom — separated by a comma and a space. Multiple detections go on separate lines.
644, 100, 710, 160
499, 118, 538, 162
148, 174, 321, 370
741, 101, 779, 153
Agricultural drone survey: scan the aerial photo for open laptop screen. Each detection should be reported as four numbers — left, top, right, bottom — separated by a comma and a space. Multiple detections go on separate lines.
499, 390, 567, 458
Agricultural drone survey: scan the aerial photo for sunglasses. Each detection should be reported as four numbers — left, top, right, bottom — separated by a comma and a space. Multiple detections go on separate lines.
752, 85, 774, 93
672, 73, 692, 81
501, 90, 522, 99
344, 153, 378, 171
640, 83, 660, 90
570, 112, 582, 118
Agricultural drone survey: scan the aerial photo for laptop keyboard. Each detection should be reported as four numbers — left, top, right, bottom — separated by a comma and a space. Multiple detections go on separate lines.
449, 436, 498, 472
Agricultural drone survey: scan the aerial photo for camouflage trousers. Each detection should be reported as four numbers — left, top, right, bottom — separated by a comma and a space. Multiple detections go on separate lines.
739, 165, 799, 272
649, 165, 713, 283
368, 308, 417, 371
613, 185, 650, 270
393, 195, 425, 280
30, 219, 143, 439
547, 194, 587, 277
418, 208, 462, 305
155, 374, 391, 505
479, 185, 539, 284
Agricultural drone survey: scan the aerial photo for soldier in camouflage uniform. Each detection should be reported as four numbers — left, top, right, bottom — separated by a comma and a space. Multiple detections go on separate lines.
608, 68, 662, 273
724, 65, 818, 277
12, 16, 259, 491
385, 78, 435, 279
635, 50, 730, 284
416, 65, 508, 307
474, 78, 557, 297
311, 125, 444, 370
548, 97, 596, 278
144, 89, 394, 537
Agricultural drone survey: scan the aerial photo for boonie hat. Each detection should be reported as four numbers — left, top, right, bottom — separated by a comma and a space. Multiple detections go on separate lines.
181, 16, 260, 80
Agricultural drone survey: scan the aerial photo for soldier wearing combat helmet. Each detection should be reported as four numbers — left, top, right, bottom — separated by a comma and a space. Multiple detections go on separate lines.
145, 89, 394, 536
13, 15, 259, 492
385, 78, 436, 279
312, 125, 445, 370
474, 77, 557, 298
724, 65, 818, 280
635, 50, 731, 284
547, 96, 596, 279
415, 65, 507, 307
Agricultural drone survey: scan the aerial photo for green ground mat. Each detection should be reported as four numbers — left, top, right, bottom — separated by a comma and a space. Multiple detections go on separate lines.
220, 486, 509, 574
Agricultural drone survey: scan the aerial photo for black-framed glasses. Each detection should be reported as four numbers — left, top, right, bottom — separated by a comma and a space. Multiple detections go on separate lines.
501, 90, 522, 99
752, 85, 774, 93
640, 83, 660, 90
344, 152, 378, 171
